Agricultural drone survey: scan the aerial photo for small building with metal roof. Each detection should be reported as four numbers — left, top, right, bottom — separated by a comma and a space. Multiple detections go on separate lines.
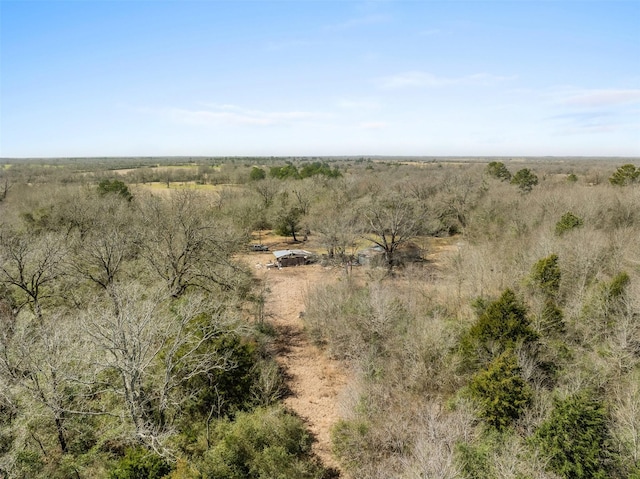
273, 249, 314, 267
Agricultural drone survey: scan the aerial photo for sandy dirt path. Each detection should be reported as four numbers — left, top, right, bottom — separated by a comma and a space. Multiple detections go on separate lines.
260, 263, 348, 474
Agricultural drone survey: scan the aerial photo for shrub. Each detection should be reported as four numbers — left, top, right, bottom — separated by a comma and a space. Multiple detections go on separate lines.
249, 167, 266, 181
299, 161, 342, 179
269, 164, 300, 180
182, 333, 259, 419
511, 168, 539, 192
167, 459, 201, 479
456, 438, 494, 479
331, 419, 373, 473
531, 254, 561, 297
461, 289, 538, 367
486, 161, 512, 181
607, 271, 630, 301
540, 298, 565, 335
250, 359, 285, 407
609, 164, 639, 186
555, 212, 583, 236
469, 350, 532, 431
109, 447, 172, 479
532, 392, 619, 479
200, 406, 326, 479
581, 271, 631, 331
97, 179, 133, 201
12, 450, 44, 479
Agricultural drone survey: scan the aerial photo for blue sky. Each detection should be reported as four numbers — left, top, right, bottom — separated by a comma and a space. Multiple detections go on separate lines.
1, 0, 639, 157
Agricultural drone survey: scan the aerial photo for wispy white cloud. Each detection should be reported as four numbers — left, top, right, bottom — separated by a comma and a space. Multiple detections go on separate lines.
547, 108, 640, 136
560, 89, 640, 107
545, 88, 640, 136
376, 71, 444, 89
548, 111, 616, 134
336, 98, 380, 109
558, 124, 621, 135
325, 14, 390, 30
147, 104, 329, 127
360, 121, 388, 129
375, 71, 517, 89
549, 111, 611, 123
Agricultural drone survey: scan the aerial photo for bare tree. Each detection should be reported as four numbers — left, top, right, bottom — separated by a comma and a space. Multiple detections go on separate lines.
291, 181, 314, 216
253, 177, 280, 208
435, 169, 485, 233
70, 227, 134, 290
137, 191, 249, 298
0, 229, 67, 323
401, 401, 474, 479
361, 193, 426, 270
310, 193, 361, 260
0, 310, 94, 455
83, 283, 241, 452
67, 195, 139, 312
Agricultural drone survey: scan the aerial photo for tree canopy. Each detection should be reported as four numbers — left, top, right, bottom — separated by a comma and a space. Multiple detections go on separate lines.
511, 168, 539, 192
97, 179, 133, 201
486, 161, 512, 181
533, 392, 618, 479
462, 289, 538, 366
609, 164, 639, 186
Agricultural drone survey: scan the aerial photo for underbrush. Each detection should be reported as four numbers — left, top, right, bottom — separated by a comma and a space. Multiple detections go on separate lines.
304, 178, 640, 478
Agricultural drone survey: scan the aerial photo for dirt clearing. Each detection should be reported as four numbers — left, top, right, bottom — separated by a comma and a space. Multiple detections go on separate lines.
244, 235, 460, 475
257, 261, 348, 473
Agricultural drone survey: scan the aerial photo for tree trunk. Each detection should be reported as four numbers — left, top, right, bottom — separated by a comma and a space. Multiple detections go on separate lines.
55, 415, 68, 453
384, 249, 395, 271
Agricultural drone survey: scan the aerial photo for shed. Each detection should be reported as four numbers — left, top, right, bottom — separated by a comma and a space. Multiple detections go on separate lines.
273, 249, 314, 267
357, 245, 385, 266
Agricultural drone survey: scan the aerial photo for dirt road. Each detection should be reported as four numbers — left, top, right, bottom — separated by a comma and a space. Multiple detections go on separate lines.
260, 263, 348, 473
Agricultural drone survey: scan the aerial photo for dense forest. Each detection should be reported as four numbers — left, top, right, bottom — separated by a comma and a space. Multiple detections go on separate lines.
0, 157, 639, 478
